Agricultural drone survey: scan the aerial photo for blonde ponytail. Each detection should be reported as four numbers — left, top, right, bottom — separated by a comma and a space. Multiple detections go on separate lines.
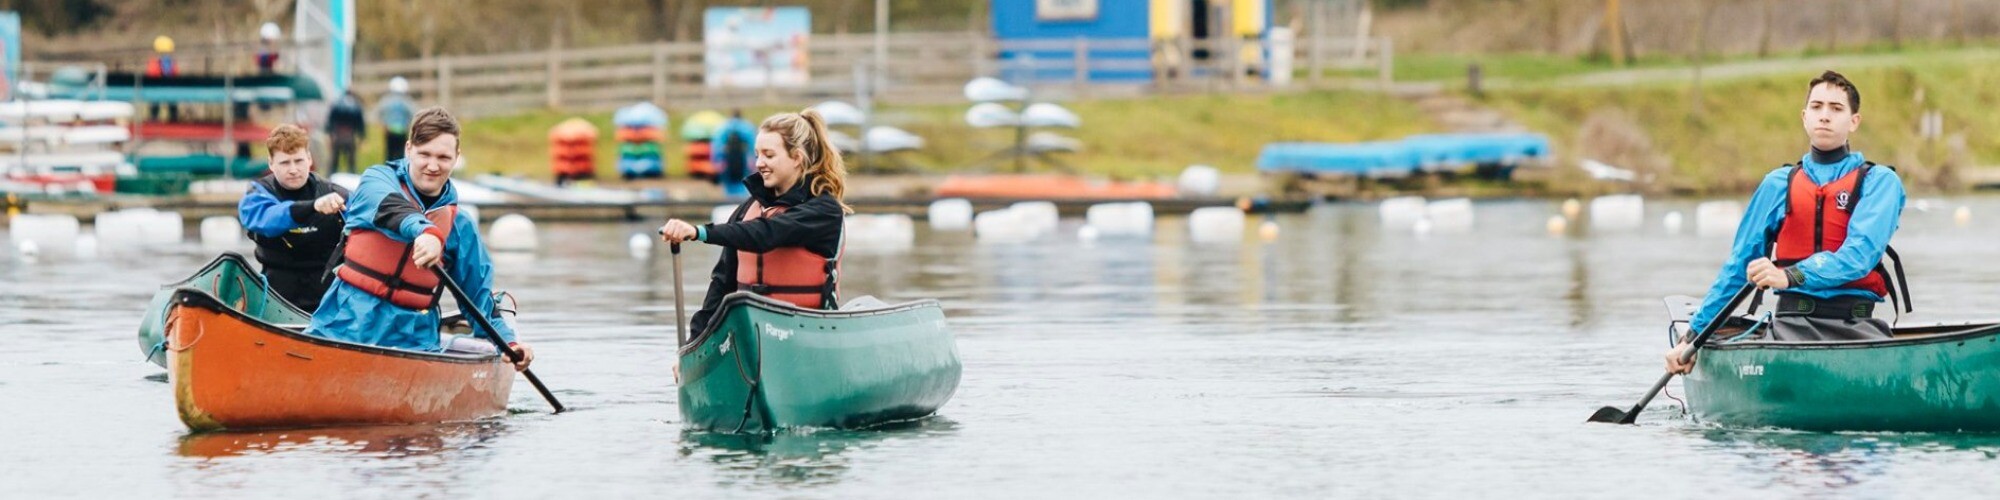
761, 109, 851, 214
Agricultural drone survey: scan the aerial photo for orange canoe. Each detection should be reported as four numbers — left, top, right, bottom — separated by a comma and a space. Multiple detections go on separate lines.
932, 174, 1177, 200
164, 288, 513, 432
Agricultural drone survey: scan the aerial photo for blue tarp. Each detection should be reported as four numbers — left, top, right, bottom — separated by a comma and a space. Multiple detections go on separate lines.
1257, 133, 1550, 176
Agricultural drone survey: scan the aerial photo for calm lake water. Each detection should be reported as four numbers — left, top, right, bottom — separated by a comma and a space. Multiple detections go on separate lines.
4, 195, 2000, 498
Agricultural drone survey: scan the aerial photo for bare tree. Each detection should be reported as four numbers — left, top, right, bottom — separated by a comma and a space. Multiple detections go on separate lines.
1690, 0, 1712, 118
1890, 0, 1903, 49
1757, 0, 1772, 57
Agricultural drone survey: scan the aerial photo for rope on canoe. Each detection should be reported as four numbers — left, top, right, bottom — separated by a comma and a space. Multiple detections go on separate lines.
727, 329, 763, 433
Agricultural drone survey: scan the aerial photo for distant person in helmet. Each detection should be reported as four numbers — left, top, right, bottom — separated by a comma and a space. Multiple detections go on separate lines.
1667, 70, 1910, 374
376, 76, 416, 162
658, 108, 853, 332
256, 22, 282, 74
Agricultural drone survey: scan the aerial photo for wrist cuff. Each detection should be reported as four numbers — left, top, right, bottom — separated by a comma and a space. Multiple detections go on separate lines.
1784, 267, 1805, 287
696, 225, 708, 242
421, 226, 447, 243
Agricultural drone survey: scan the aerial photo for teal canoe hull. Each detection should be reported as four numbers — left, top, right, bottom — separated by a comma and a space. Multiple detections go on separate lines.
678, 293, 961, 433
1685, 322, 2000, 433
138, 253, 309, 367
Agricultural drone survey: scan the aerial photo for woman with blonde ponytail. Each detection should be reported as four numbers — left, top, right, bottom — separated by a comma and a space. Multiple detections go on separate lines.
659, 108, 854, 329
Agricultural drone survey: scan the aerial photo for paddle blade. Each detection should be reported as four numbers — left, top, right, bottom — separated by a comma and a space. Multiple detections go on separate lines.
1586, 406, 1632, 424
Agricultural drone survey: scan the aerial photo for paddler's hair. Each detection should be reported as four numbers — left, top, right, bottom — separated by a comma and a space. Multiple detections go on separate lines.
760, 109, 852, 214
1807, 70, 1860, 114
265, 123, 309, 156
407, 107, 461, 150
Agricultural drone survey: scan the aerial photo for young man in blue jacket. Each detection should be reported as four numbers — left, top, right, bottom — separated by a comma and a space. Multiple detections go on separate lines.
1667, 70, 1907, 374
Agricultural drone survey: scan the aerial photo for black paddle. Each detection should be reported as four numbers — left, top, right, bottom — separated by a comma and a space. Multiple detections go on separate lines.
434, 266, 566, 414
1587, 282, 1759, 425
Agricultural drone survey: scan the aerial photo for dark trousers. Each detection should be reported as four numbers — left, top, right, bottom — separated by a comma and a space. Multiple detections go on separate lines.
330, 139, 358, 174
265, 266, 331, 312
385, 133, 408, 162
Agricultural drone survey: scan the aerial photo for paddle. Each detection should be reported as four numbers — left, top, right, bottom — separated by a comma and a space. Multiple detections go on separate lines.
670, 242, 689, 347
1587, 282, 1760, 425
434, 266, 566, 414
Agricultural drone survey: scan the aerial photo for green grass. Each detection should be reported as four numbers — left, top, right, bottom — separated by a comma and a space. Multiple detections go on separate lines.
368, 91, 1437, 181
1486, 58, 2000, 195
1335, 40, 1997, 85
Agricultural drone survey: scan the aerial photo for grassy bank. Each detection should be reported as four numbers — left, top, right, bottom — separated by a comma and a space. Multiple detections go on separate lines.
361, 90, 1436, 182
1486, 53, 2000, 195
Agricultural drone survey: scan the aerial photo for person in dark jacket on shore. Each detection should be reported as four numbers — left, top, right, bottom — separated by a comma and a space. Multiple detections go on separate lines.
237, 124, 349, 311
325, 91, 367, 174
658, 108, 852, 333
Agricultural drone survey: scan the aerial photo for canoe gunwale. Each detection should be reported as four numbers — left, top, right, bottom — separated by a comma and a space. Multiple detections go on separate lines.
676, 292, 942, 356
171, 287, 504, 365
1695, 319, 2000, 352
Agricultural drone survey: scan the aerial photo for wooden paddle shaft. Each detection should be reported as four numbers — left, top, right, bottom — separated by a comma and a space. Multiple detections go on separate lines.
433, 266, 566, 414
671, 242, 688, 347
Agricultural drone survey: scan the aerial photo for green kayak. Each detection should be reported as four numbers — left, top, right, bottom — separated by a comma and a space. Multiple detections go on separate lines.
1669, 296, 2000, 432
678, 292, 961, 433
137, 253, 308, 367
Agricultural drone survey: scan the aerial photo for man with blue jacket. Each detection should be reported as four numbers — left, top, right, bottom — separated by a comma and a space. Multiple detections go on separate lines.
238, 124, 349, 311
1667, 70, 1908, 374
309, 107, 534, 371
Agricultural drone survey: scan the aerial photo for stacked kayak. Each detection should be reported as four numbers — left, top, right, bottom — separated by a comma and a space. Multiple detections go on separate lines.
678, 292, 961, 433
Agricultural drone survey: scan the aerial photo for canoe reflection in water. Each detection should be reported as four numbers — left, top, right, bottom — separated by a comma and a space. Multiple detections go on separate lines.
678, 417, 959, 486
177, 421, 510, 459
1693, 428, 2000, 491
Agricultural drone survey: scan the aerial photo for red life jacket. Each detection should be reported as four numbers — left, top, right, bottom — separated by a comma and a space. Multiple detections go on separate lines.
734, 200, 840, 309
146, 56, 176, 77
1772, 163, 1889, 298
335, 183, 459, 310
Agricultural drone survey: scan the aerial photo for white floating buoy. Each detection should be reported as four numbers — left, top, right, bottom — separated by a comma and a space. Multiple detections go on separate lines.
1561, 198, 1582, 220
1009, 201, 1059, 236
16, 239, 38, 262
199, 216, 243, 252
1412, 216, 1433, 236
1259, 219, 1280, 241
1178, 165, 1220, 197
974, 208, 1035, 244
711, 204, 737, 225
1956, 206, 1973, 227
1378, 196, 1427, 230
9, 214, 79, 258
75, 234, 97, 260
487, 214, 539, 252
627, 232, 651, 260
1424, 198, 1474, 233
1077, 225, 1100, 243
1084, 202, 1153, 238
1188, 206, 1246, 244
928, 198, 973, 231
143, 210, 183, 247
1695, 200, 1742, 238
1662, 211, 1684, 235
845, 214, 916, 252
1546, 215, 1568, 236
1588, 195, 1645, 232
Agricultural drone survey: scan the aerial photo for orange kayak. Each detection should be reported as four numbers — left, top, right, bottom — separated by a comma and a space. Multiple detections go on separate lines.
932, 174, 1177, 200
164, 288, 513, 432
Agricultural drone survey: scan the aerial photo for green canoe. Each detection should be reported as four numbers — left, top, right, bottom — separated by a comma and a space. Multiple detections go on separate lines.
1668, 296, 2000, 432
678, 292, 961, 433
138, 253, 309, 367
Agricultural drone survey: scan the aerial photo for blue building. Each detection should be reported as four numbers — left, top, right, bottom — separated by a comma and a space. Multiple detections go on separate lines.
990, 0, 1272, 84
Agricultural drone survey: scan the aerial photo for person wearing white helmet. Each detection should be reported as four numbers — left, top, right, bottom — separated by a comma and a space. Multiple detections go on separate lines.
376, 76, 417, 162
256, 22, 282, 74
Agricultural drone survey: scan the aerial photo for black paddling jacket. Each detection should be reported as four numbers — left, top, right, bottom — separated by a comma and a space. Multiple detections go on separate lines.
238, 173, 350, 271
689, 173, 844, 333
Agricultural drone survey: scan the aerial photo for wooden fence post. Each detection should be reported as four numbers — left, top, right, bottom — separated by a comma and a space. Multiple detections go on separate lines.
438, 56, 454, 110
547, 36, 564, 109
653, 42, 669, 105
